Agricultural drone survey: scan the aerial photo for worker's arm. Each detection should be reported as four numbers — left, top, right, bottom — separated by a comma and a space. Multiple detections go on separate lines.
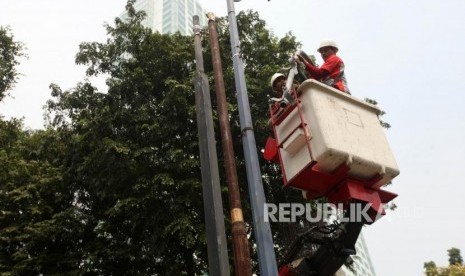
298, 54, 343, 80
296, 54, 329, 79
303, 60, 329, 79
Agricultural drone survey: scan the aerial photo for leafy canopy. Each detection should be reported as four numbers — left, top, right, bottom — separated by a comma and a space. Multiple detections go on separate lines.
424, 248, 465, 276
0, 26, 25, 101
1, 1, 304, 274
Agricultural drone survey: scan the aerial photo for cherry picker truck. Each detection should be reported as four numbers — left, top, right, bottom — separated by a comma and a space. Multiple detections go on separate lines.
263, 52, 400, 275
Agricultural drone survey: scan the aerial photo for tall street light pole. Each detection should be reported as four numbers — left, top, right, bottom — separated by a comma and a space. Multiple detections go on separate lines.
225, 1, 278, 275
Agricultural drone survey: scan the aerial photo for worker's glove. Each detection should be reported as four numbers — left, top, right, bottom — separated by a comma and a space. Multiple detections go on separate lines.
270, 97, 289, 108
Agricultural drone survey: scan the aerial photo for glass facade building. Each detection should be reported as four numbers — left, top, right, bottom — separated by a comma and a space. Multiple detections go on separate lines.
122, 0, 207, 35
339, 232, 377, 276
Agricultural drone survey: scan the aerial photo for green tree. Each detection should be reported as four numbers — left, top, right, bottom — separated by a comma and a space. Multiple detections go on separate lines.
424, 248, 465, 276
0, 26, 25, 101
44, 1, 302, 274
448, 248, 463, 266
0, 119, 78, 274
1, 1, 303, 274
47, 4, 205, 274
424, 261, 439, 276
1, 25, 79, 275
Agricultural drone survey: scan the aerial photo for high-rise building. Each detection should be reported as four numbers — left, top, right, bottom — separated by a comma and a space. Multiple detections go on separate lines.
339, 232, 377, 276
122, 0, 207, 35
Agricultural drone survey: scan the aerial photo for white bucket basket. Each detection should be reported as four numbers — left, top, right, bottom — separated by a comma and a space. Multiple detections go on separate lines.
274, 79, 400, 188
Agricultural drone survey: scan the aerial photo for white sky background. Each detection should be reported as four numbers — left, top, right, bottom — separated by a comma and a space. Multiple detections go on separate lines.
1, 0, 465, 275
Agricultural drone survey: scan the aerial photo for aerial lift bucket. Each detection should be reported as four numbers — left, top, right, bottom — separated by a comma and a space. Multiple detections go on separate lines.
265, 79, 399, 223
266, 51, 399, 275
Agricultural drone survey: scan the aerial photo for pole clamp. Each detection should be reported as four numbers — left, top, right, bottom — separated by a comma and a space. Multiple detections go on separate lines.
241, 126, 254, 136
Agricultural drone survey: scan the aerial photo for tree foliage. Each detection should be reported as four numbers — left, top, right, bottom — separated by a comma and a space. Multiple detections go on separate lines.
0, 26, 25, 101
46, 3, 206, 274
448, 248, 463, 266
1, 1, 306, 274
0, 119, 75, 274
424, 248, 465, 276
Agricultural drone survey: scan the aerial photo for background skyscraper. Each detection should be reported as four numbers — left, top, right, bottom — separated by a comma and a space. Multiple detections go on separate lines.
340, 233, 377, 276
122, 0, 207, 35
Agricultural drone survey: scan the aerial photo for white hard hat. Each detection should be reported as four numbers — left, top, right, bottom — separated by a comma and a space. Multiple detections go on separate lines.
270, 73, 285, 88
318, 40, 338, 53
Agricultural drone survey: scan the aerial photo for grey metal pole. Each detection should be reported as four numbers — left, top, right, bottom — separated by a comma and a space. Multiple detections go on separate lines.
193, 15, 230, 276
224, 1, 278, 275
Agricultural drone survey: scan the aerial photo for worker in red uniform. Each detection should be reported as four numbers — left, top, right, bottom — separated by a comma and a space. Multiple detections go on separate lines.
296, 40, 350, 94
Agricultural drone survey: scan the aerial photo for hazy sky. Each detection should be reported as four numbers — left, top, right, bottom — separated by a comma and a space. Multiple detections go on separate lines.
1, 0, 465, 275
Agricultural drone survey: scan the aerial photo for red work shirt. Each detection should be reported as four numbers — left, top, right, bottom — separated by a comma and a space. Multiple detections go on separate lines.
303, 53, 350, 93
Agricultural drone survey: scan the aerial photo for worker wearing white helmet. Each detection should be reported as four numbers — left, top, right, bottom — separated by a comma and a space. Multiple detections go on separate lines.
270, 72, 286, 97
296, 39, 350, 94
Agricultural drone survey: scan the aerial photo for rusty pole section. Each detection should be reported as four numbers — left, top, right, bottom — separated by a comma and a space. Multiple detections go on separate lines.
207, 12, 252, 276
